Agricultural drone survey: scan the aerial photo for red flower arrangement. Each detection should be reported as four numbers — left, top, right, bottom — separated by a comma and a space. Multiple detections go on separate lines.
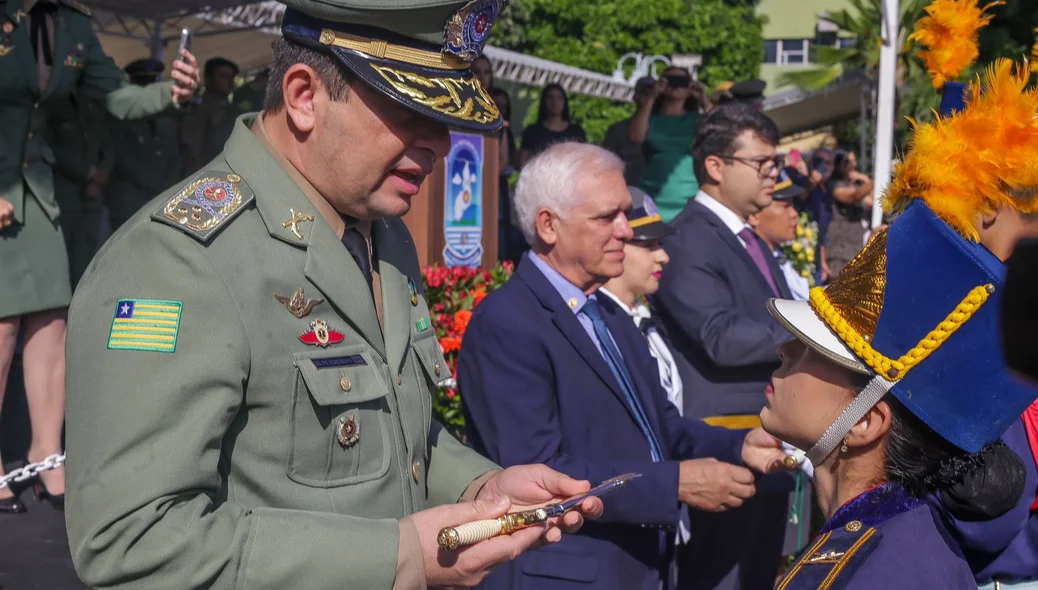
422, 261, 514, 436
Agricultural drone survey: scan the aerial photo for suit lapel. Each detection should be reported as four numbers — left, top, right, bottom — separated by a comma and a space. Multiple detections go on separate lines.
303, 214, 386, 359
7, 4, 38, 94
223, 115, 387, 359
372, 219, 412, 374
694, 201, 776, 296
516, 259, 638, 420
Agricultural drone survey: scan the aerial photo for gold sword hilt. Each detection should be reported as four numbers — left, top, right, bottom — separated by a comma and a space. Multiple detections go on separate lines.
437, 507, 553, 551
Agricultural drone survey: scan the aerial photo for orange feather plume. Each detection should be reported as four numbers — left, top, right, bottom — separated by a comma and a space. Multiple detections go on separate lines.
909, 0, 1003, 89
1031, 28, 1038, 73
885, 59, 1038, 241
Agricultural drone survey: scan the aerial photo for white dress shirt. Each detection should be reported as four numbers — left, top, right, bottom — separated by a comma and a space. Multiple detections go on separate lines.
774, 250, 810, 301
694, 190, 749, 245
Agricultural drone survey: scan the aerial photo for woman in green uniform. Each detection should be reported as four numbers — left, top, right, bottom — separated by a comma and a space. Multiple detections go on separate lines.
0, 0, 200, 513
629, 66, 707, 222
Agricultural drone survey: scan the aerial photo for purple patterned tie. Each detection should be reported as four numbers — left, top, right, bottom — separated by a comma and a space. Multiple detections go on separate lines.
737, 227, 780, 297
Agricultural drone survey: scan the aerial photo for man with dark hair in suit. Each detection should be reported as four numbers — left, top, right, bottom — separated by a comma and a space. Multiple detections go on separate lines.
459, 142, 792, 590
654, 103, 795, 590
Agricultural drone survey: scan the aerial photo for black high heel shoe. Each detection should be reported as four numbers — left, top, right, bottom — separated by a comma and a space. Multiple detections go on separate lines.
0, 491, 27, 514
33, 480, 64, 510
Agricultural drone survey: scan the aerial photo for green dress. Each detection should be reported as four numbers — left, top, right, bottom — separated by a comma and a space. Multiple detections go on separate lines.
639, 111, 701, 222
0, 0, 175, 319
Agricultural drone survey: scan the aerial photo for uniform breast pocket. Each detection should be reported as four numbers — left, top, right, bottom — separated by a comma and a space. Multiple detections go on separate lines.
288, 346, 392, 488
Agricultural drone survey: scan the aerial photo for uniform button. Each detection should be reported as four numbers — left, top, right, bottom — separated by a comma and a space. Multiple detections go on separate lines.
397, 373, 403, 386
411, 461, 420, 483
22, 161, 28, 169
434, 362, 442, 377
844, 520, 862, 533
33, 102, 39, 109
26, 132, 33, 139
339, 375, 352, 393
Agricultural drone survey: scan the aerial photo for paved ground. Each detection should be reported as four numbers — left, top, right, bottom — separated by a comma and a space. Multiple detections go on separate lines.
1, 359, 86, 590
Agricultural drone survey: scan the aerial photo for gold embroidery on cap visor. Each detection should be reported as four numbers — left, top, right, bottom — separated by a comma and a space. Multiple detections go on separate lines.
805, 229, 995, 382
370, 64, 500, 125
318, 28, 469, 70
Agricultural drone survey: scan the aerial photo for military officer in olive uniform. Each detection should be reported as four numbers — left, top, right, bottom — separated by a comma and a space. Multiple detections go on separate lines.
65, 1, 602, 588
0, 0, 200, 509
107, 58, 184, 232
49, 89, 113, 287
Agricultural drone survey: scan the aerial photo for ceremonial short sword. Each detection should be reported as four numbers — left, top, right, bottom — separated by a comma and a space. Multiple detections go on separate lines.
437, 473, 641, 551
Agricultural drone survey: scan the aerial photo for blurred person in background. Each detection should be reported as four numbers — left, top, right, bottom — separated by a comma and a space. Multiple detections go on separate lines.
0, 0, 201, 514
750, 170, 809, 301
49, 90, 113, 288
473, 54, 494, 92
107, 58, 183, 233
602, 77, 656, 187
491, 85, 525, 264
630, 66, 707, 222
180, 56, 240, 176
825, 149, 874, 277
230, 67, 270, 113
519, 83, 586, 167
653, 104, 795, 590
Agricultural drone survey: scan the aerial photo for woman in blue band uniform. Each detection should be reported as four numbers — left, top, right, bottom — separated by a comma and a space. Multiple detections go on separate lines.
759, 55, 1038, 589
0, 0, 201, 512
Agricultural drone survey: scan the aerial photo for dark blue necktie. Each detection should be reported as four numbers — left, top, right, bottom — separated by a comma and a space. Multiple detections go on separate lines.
581, 299, 664, 462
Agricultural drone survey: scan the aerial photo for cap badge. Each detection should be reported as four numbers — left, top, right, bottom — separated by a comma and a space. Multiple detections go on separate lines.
444, 0, 504, 62
643, 196, 660, 217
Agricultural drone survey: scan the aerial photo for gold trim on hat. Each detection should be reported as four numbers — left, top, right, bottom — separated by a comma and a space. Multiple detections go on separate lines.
628, 214, 663, 229
319, 29, 468, 71
371, 64, 500, 124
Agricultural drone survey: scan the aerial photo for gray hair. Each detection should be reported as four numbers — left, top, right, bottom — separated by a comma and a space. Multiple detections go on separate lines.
514, 142, 625, 245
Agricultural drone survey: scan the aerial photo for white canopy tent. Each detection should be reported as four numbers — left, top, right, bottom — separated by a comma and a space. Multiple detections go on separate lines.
91, 1, 634, 100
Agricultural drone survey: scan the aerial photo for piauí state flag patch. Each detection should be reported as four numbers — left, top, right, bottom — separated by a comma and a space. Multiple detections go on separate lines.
107, 299, 183, 353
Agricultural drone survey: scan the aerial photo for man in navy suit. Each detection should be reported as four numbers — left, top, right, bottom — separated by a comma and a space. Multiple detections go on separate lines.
458, 142, 791, 590
653, 104, 795, 590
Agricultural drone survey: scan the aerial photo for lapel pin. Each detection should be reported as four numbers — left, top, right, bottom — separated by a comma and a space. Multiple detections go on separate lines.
568, 298, 578, 310
274, 287, 323, 318
408, 277, 419, 306
283, 208, 314, 240
336, 414, 360, 447
3, 22, 13, 33
298, 319, 345, 348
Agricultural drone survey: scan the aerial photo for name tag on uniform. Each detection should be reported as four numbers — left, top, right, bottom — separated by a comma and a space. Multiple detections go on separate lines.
311, 355, 366, 369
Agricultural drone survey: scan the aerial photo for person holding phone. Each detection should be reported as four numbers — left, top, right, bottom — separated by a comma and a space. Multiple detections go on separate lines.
0, 0, 201, 514
630, 66, 707, 222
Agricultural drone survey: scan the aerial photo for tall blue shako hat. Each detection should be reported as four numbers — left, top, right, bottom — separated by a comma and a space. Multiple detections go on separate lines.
768, 0, 1038, 466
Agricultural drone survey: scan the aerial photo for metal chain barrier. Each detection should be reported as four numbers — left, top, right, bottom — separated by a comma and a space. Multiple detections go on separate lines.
0, 453, 65, 490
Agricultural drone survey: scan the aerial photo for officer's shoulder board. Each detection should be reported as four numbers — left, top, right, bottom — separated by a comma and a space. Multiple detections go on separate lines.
776, 521, 880, 590
58, 0, 91, 16
151, 170, 255, 243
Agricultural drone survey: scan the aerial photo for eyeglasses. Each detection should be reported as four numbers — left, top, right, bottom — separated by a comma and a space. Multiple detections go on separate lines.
720, 155, 785, 176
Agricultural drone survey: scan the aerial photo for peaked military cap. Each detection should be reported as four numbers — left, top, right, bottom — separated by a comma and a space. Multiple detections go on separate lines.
280, 0, 507, 132
124, 58, 164, 81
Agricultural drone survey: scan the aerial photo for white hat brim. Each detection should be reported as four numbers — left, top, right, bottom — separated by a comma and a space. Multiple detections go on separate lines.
767, 298, 871, 375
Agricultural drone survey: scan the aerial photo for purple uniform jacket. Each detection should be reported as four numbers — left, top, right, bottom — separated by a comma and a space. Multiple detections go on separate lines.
931, 418, 1038, 584
779, 483, 976, 590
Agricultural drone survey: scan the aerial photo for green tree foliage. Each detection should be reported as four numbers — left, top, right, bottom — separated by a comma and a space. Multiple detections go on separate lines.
489, 0, 766, 144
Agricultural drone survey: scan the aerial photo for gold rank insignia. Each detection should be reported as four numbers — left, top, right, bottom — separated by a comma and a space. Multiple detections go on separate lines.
282, 209, 314, 240
151, 171, 254, 243
275, 287, 324, 318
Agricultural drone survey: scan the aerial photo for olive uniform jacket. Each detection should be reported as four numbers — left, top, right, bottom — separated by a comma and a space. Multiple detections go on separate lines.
65, 114, 499, 589
0, 0, 175, 223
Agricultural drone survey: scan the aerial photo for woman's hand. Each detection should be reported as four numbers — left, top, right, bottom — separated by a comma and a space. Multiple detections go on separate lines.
170, 49, 202, 106
0, 198, 14, 229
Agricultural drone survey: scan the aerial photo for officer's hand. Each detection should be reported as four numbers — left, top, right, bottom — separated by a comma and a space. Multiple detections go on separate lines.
476, 464, 604, 540
0, 198, 14, 229
409, 497, 544, 588
741, 427, 793, 474
170, 49, 201, 105
678, 458, 755, 512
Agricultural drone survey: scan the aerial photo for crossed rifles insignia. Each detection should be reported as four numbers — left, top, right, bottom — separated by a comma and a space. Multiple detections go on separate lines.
275, 287, 324, 319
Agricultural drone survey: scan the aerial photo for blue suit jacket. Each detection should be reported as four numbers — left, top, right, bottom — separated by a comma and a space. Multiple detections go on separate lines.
459, 256, 746, 590
654, 199, 793, 419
